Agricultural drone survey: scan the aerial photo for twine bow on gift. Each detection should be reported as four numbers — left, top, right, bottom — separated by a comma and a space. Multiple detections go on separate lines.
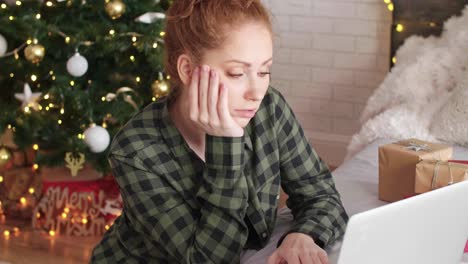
431, 161, 468, 190
405, 142, 431, 152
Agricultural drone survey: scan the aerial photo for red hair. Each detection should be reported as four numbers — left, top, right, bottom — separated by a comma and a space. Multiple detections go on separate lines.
163, 0, 272, 96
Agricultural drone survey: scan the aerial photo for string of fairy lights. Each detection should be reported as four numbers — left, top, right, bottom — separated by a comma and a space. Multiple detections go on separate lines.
1, 0, 448, 239
0, 0, 168, 238
384, 0, 444, 66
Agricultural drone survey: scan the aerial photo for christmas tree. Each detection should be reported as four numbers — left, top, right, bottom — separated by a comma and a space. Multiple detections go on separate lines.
0, 0, 171, 175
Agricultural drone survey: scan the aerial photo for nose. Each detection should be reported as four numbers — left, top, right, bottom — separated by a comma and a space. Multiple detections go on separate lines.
244, 76, 264, 102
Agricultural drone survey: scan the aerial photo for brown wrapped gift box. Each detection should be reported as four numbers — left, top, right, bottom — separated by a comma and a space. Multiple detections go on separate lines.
378, 139, 453, 202
415, 160, 468, 193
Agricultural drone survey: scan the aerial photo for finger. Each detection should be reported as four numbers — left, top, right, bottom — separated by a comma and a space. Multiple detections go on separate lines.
299, 252, 314, 264
188, 66, 200, 120
217, 83, 232, 125
284, 253, 300, 264
199, 65, 210, 124
310, 253, 321, 264
267, 251, 281, 264
318, 250, 329, 264
207, 69, 220, 126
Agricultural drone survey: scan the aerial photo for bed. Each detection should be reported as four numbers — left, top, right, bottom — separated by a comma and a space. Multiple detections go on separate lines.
327, 138, 468, 263
240, 138, 468, 264
243, 4, 468, 262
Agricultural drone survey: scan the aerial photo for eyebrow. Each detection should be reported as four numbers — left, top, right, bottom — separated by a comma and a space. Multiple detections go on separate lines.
224, 57, 273, 67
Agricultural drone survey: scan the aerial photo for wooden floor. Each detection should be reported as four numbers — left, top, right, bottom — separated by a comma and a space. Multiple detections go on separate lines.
1, 200, 289, 264
0, 219, 100, 264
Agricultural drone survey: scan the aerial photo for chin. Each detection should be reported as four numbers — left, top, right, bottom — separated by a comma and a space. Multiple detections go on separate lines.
234, 117, 252, 128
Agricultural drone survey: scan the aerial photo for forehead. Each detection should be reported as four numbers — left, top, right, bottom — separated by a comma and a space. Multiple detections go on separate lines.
203, 22, 273, 65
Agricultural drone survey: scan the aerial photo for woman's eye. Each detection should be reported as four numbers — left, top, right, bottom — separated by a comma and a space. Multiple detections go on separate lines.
258, 72, 271, 77
228, 73, 244, 78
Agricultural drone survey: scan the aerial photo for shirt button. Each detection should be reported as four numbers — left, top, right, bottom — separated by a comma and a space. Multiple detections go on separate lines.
276, 195, 280, 200
262, 232, 267, 238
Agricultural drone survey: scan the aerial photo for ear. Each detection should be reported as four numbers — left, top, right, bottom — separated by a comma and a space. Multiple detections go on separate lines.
177, 54, 194, 86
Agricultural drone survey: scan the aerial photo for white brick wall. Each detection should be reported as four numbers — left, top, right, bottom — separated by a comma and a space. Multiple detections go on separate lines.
263, 0, 392, 166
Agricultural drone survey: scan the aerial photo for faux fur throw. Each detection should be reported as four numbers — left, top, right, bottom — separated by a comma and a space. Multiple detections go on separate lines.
346, 5, 468, 160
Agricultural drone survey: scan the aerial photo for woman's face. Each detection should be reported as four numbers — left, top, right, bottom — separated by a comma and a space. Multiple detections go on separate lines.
201, 21, 273, 128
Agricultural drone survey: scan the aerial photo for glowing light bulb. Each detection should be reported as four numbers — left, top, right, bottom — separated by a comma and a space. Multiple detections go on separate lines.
387, 3, 394, 11
396, 24, 404, 32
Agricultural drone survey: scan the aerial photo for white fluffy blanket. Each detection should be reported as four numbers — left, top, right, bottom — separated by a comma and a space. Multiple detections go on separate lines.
346, 5, 468, 160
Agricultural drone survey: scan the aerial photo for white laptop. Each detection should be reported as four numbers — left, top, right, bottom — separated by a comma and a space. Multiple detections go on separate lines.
337, 180, 468, 264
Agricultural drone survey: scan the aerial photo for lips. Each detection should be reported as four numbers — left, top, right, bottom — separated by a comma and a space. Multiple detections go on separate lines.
235, 109, 256, 118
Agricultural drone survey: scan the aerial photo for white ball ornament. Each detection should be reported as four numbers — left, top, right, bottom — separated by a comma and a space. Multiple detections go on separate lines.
83, 125, 110, 153
0, 34, 7, 56
67, 52, 88, 77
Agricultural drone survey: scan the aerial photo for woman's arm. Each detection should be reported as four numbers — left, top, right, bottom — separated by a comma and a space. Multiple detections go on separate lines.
109, 134, 249, 263
273, 91, 349, 249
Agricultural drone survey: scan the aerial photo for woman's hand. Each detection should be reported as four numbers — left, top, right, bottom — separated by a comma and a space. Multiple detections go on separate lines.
268, 233, 329, 264
187, 64, 244, 137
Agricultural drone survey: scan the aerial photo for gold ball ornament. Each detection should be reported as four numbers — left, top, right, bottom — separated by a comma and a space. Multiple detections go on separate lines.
24, 44, 45, 64
105, 0, 126, 19
151, 79, 170, 99
0, 146, 12, 167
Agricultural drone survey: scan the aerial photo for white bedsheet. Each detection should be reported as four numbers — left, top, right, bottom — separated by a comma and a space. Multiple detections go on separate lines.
332, 138, 468, 263
241, 139, 468, 263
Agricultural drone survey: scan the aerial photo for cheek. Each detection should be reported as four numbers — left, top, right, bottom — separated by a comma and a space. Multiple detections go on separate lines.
227, 84, 243, 109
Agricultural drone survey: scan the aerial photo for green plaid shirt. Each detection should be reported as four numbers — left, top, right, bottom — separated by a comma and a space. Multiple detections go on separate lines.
91, 87, 348, 263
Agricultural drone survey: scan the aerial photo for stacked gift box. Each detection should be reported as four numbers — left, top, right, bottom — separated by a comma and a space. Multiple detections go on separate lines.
378, 138, 468, 202
378, 138, 468, 253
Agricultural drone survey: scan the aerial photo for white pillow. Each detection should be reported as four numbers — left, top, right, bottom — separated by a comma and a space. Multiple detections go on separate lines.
431, 76, 468, 147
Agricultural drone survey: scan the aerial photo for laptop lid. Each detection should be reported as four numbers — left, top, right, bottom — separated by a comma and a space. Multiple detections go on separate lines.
337, 180, 468, 264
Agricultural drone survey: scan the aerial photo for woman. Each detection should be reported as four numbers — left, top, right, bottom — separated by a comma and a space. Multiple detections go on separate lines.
91, 0, 348, 263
